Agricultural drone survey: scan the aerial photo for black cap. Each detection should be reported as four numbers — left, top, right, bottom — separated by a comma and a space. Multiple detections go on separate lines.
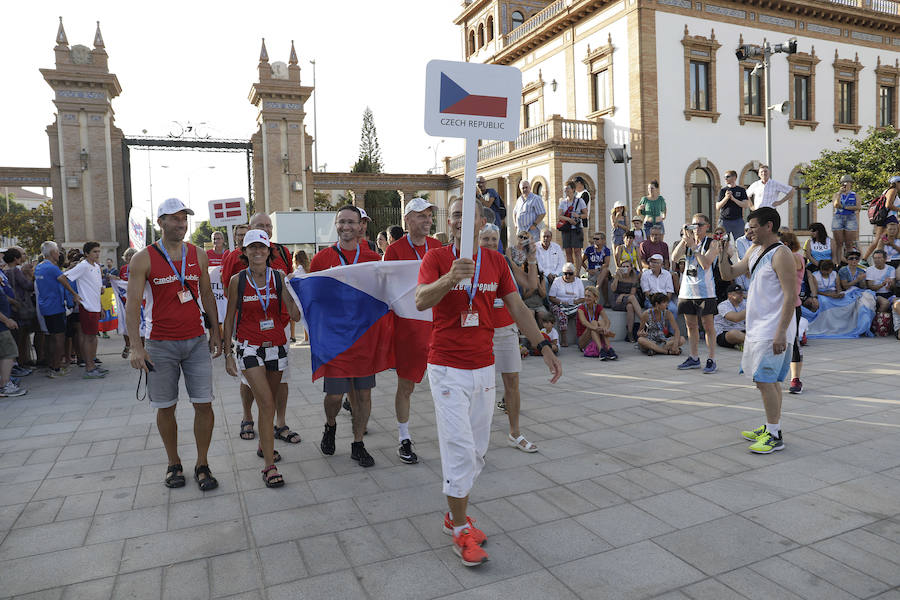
727, 283, 744, 293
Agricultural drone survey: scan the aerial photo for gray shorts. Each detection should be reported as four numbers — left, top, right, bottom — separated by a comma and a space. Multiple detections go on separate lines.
145, 335, 213, 409
323, 375, 376, 394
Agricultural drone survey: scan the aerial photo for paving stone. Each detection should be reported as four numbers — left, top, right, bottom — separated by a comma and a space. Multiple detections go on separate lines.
60, 576, 115, 600
250, 499, 366, 544
167, 493, 242, 531
47, 455, 115, 479
354, 484, 449, 523
13, 498, 64, 528
508, 517, 611, 566
428, 569, 579, 600
654, 515, 799, 576
257, 541, 307, 587
86, 505, 167, 544
209, 551, 258, 598
32, 469, 139, 501
355, 551, 461, 600
750, 556, 857, 600
11, 587, 64, 600
633, 489, 731, 529
295, 534, 351, 576
121, 519, 247, 572
816, 474, 900, 518
111, 567, 163, 600
0, 503, 24, 530
163, 559, 210, 600
371, 518, 431, 557
267, 569, 366, 600
0, 540, 123, 597
550, 540, 704, 600
717, 567, 806, 600
575, 503, 675, 547
0, 517, 91, 561
56, 492, 100, 521
780, 546, 891, 598
334, 525, 392, 566
680, 578, 750, 600
689, 476, 787, 512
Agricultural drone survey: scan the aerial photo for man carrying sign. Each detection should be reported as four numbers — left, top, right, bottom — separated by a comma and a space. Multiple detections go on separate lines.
416, 199, 562, 567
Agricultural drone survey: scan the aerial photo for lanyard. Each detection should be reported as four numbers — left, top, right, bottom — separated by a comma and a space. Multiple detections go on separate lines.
157, 242, 186, 288
651, 307, 664, 329
406, 235, 423, 260
334, 244, 360, 266
452, 244, 483, 307
585, 303, 596, 322
247, 268, 272, 315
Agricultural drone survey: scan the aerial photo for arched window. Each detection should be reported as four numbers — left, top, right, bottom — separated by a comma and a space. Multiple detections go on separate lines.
532, 181, 543, 197
468, 30, 475, 55
511, 11, 525, 29
486, 16, 494, 41
478, 23, 485, 47
691, 168, 714, 217
742, 168, 760, 188
792, 170, 812, 230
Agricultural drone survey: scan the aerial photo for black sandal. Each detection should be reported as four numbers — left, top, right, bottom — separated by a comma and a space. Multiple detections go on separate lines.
274, 425, 301, 444
239, 420, 255, 440
257, 447, 282, 462
261, 464, 284, 488
165, 463, 185, 488
194, 464, 218, 491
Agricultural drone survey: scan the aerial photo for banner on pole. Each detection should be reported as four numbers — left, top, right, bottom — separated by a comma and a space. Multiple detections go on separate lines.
128, 207, 147, 250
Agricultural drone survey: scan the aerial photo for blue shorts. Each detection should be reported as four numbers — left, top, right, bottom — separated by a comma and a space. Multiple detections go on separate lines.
831, 213, 858, 231
752, 347, 791, 383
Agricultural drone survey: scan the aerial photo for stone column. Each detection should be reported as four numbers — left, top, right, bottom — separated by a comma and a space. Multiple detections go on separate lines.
399, 189, 418, 229
505, 175, 519, 244
351, 189, 366, 208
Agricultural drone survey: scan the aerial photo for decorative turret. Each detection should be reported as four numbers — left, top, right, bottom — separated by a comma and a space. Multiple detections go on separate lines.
257, 38, 272, 80
93, 21, 104, 48
54, 17, 69, 64
288, 40, 300, 82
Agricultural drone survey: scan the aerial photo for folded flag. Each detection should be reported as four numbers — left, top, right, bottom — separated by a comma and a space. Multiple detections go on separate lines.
290, 260, 432, 381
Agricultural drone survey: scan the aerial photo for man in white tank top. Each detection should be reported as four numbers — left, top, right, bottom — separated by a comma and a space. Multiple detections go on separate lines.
718, 207, 798, 454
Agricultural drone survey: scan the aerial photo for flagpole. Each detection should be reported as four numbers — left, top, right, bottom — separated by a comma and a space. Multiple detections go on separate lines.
459, 137, 479, 285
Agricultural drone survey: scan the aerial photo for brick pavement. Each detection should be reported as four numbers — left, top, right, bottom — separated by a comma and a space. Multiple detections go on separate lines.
0, 335, 898, 599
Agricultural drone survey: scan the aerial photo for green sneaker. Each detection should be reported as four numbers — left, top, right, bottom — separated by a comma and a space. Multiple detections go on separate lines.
741, 424, 766, 441
749, 431, 784, 454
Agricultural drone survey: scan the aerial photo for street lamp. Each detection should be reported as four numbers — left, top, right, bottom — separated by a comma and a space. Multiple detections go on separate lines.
427, 139, 445, 174
735, 39, 797, 170
142, 129, 156, 242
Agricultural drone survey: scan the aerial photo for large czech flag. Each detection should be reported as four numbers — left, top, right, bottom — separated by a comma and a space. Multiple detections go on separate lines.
290, 261, 432, 381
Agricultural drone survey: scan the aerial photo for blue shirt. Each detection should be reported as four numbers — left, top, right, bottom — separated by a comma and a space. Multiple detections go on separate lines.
583, 245, 610, 270
838, 265, 865, 288
835, 191, 857, 216
35, 260, 66, 316
484, 188, 505, 227
513, 192, 546, 243
0, 290, 10, 332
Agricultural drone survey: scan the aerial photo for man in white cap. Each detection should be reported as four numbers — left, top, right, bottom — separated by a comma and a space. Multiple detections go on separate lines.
383, 197, 442, 464
357, 208, 379, 253
640, 253, 677, 314
126, 198, 223, 491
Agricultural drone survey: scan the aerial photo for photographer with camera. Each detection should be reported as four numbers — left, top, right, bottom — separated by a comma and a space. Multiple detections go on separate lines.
671, 213, 720, 373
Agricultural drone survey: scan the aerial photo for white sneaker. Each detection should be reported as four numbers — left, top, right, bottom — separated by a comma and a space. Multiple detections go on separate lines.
0, 382, 27, 397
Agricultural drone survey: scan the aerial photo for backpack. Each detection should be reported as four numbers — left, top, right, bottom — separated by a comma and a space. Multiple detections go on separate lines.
868, 191, 889, 226
235, 268, 283, 339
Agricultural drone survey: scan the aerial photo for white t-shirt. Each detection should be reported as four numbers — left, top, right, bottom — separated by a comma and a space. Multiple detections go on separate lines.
715, 299, 746, 332
812, 271, 837, 293
866, 264, 896, 293
549, 276, 585, 303
65, 259, 103, 312
640, 269, 674, 295
747, 178, 793, 209
542, 327, 560, 344
536, 241, 566, 276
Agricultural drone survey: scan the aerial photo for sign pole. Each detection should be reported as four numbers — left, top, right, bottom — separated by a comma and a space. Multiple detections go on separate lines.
459, 137, 479, 267
227, 225, 235, 251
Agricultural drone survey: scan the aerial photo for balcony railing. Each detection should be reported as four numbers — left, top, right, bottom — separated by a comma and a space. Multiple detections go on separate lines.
445, 116, 602, 172
503, 0, 567, 47
828, 0, 900, 13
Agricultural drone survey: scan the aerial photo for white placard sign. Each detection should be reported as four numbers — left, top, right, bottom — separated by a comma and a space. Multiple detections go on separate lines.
208, 198, 247, 227
424, 60, 522, 270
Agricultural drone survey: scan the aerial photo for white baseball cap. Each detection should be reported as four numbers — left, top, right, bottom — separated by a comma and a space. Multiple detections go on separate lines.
404, 197, 434, 216
242, 229, 271, 248
358, 208, 371, 221
649, 253, 664, 261
157, 197, 194, 218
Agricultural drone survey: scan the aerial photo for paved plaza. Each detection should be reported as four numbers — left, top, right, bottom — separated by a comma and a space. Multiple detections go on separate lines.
0, 335, 899, 599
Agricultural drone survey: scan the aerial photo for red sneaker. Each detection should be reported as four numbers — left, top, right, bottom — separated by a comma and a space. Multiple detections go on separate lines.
442, 512, 486, 545
452, 528, 489, 567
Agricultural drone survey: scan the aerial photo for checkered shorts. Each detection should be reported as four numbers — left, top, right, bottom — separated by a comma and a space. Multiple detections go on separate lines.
236, 340, 288, 372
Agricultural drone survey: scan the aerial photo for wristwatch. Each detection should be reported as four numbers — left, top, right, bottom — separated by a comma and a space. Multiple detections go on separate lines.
535, 339, 552, 353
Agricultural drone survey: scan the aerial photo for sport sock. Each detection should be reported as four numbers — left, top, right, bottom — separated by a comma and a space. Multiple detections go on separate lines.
398, 421, 410, 442
766, 422, 781, 438
453, 523, 467, 537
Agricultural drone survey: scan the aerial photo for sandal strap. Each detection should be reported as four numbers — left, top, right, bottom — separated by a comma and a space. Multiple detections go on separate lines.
167, 463, 183, 474
194, 464, 212, 477
261, 464, 278, 474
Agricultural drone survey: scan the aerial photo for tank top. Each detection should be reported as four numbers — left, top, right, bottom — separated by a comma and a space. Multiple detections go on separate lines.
809, 238, 832, 263
746, 244, 797, 344
835, 191, 857, 216
619, 245, 638, 268
145, 242, 204, 341
235, 269, 289, 346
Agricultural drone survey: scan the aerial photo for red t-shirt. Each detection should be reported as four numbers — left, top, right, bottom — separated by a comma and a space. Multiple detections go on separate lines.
145, 243, 204, 341
221, 243, 290, 296
575, 303, 604, 338
383, 235, 442, 262
206, 248, 226, 267
119, 264, 129, 281
418, 246, 517, 369
235, 270, 290, 346
309, 244, 382, 272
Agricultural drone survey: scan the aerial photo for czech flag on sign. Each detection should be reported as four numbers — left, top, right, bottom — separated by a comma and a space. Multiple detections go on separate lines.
289, 261, 432, 381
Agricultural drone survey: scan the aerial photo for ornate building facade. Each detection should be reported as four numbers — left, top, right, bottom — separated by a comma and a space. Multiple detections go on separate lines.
450, 0, 900, 242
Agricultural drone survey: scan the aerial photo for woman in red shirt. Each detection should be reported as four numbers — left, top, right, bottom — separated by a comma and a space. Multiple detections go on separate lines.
576, 286, 617, 359
223, 231, 300, 488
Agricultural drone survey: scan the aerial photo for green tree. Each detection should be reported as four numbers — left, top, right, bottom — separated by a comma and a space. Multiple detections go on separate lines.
0, 193, 28, 215
352, 107, 383, 174
0, 200, 55, 256
314, 190, 337, 211
190, 220, 227, 246
803, 126, 900, 208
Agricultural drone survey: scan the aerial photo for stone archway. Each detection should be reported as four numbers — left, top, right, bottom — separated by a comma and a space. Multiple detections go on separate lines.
683, 158, 721, 223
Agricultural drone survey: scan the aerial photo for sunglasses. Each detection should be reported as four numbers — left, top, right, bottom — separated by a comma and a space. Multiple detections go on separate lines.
518, 235, 530, 239
563, 272, 575, 276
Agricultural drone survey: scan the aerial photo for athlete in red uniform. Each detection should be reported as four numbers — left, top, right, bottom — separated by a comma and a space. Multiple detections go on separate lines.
416, 199, 561, 567
310, 205, 381, 467
126, 198, 222, 491
382, 198, 442, 464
